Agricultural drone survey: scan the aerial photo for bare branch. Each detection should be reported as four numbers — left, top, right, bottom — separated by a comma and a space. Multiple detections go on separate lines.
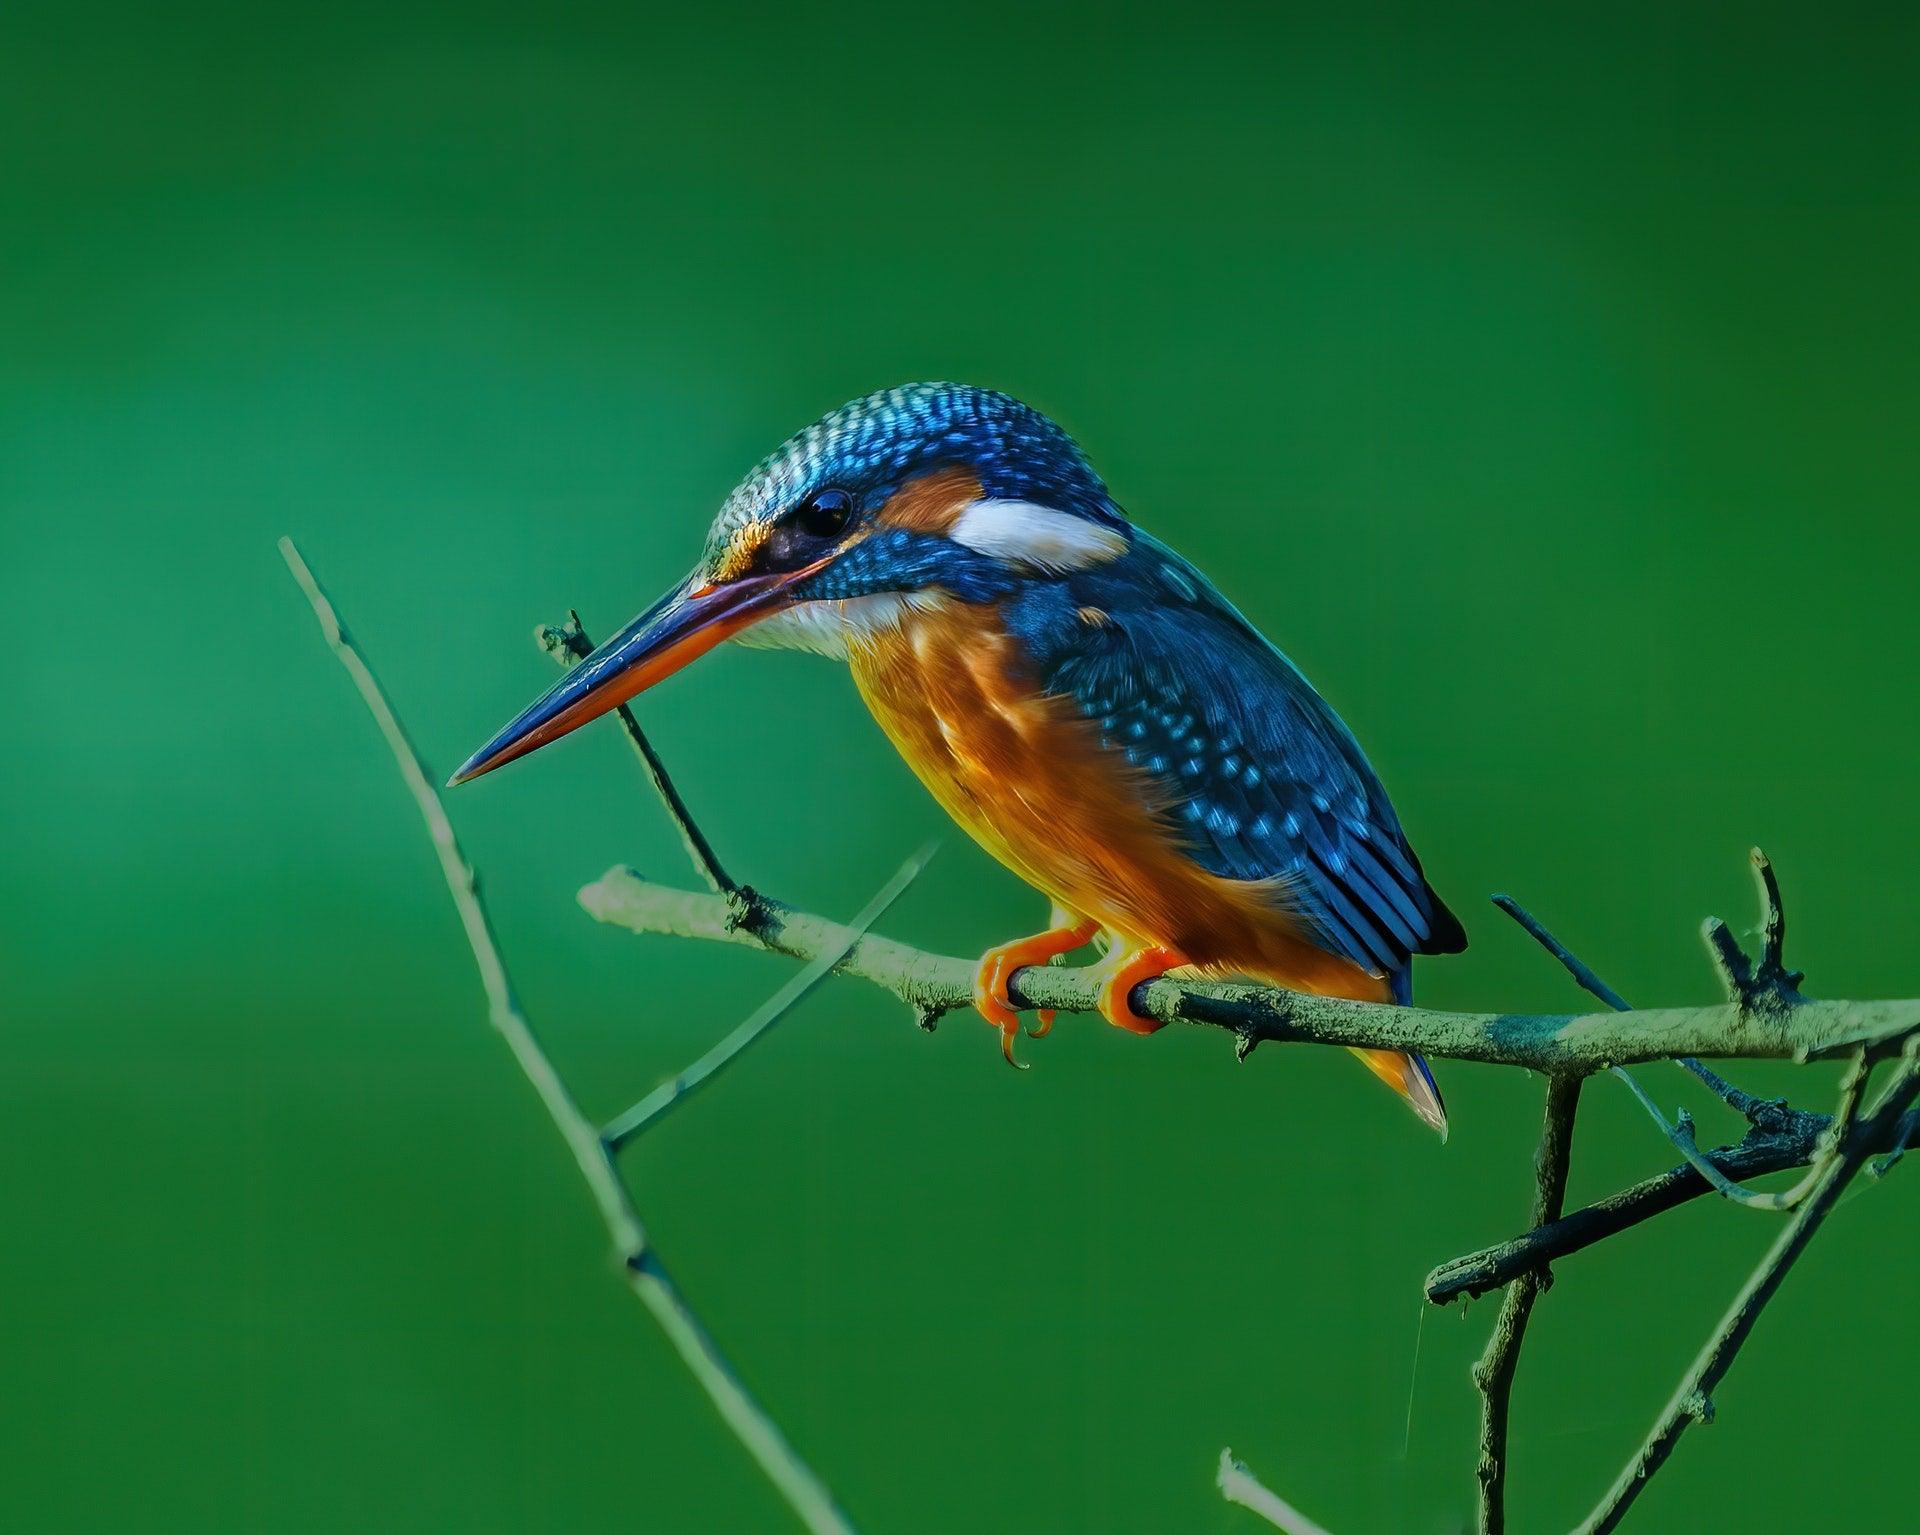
1216, 1450, 1339, 1535
1473, 1074, 1581, 1533
1491, 894, 1629, 1011
580, 869, 1919, 1072
283, 540, 858, 1535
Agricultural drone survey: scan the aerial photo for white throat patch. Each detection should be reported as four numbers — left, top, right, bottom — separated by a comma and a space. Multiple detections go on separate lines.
948, 499, 1128, 572
733, 590, 944, 659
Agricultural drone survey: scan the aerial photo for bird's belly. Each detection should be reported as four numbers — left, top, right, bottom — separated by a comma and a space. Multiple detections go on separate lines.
848, 608, 1380, 998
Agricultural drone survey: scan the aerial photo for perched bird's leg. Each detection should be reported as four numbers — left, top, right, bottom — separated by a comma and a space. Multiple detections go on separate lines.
973, 917, 1100, 1065
1097, 946, 1188, 1035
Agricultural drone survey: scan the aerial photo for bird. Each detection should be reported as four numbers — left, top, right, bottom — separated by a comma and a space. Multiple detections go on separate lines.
449, 383, 1466, 1134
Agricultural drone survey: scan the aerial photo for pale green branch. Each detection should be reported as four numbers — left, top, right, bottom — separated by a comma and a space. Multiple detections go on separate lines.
579, 867, 1919, 1072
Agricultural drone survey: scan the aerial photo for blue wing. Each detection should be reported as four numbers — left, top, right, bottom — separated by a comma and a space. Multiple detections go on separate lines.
1014, 534, 1466, 982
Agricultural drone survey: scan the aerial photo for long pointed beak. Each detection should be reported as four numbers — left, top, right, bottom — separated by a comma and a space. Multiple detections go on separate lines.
447, 562, 818, 787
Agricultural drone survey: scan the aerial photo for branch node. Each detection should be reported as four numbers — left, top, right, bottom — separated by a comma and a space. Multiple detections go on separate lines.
1234, 1030, 1260, 1062
1704, 850, 1808, 1017
912, 1002, 947, 1033
725, 886, 764, 933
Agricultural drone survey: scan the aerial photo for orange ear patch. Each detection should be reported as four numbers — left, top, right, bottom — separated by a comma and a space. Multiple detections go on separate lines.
875, 466, 983, 534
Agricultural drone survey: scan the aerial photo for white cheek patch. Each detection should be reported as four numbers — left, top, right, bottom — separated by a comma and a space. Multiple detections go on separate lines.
948, 499, 1128, 572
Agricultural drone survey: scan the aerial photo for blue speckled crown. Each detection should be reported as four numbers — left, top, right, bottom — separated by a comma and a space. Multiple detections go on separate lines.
703, 383, 1119, 568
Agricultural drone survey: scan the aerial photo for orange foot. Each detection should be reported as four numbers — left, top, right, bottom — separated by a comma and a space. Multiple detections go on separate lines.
972, 918, 1099, 1067
1097, 946, 1188, 1035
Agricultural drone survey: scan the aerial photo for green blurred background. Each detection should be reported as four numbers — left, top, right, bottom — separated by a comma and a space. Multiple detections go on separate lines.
4, 3, 1916, 1530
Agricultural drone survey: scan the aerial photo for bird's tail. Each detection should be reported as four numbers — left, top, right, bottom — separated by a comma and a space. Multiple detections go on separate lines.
1347, 963, 1447, 1136
1349, 1047, 1448, 1139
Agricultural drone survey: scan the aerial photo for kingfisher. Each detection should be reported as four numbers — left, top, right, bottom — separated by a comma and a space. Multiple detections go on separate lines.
450, 384, 1465, 1134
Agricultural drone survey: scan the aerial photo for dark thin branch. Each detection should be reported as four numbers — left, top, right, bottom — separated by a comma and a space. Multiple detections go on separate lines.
1572, 1048, 1920, 1535
1473, 1073, 1582, 1534
1491, 894, 1629, 1011
1424, 1098, 1917, 1303
284, 542, 856, 1535
539, 612, 737, 896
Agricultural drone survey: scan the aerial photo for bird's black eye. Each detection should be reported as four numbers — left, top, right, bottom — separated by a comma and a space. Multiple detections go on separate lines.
794, 488, 854, 539
756, 488, 858, 573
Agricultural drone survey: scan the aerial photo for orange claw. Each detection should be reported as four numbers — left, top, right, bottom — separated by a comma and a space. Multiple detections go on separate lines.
971, 918, 1099, 1065
1097, 946, 1186, 1035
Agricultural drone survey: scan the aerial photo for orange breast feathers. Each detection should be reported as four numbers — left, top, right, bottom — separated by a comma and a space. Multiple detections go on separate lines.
847, 599, 1388, 1002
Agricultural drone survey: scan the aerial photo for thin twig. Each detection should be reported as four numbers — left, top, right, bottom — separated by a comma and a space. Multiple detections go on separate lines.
1493, 894, 1813, 1205
603, 845, 934, 1150
1492, 894, 1774, 1120
1571, 1047, 1920, 1534
579, 869, 1919, 1071
1216, 1449, 1339, 1535
1625, 1049, 1874, 1211
1490, 894, 1629, 1011
539, 612, 736, 896
282, 539, 857, 1535
1473, 1074, 1582, 1534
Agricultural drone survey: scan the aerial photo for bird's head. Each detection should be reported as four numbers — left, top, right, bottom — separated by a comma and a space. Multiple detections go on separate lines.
449, 383, 1132, 784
